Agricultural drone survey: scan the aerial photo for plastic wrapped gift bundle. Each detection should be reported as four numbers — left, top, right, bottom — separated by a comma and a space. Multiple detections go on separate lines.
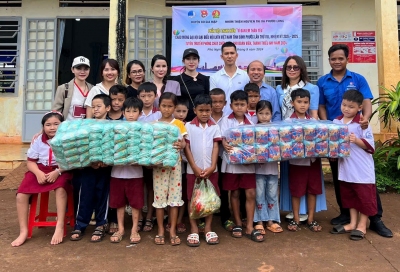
223, 120, 351, 164
50, 119, 180, 170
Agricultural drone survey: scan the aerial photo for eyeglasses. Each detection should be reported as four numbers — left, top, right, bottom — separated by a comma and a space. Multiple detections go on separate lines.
286, 65, 300, 71
130, 69, 144, 75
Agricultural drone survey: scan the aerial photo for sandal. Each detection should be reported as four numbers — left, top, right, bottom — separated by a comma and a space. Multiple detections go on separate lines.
330, 225, 352, 234
267, 223, 283, 233
288, 220, 301, 232
154, 235, 165, 245
223, 220, 235, 232
91, 225, 106, 243
143, 219, 153, 232
170, 235, 181, 246
177, 223, 186, 234
186, 233, 200, 247
198, 222, 205, 233
350, 230, 365, 241
165, 223, 171, 232
205, 232, 219, 245
108, 222, 118, 235
307, 221, 322, 232
70, 230, 84, 241
254, 224, 266, 235
232, 226, 243, 238
130, 232, 141, 244
110, 232, 124, 243
245, 229, 264, 242
137, 219, 143, 232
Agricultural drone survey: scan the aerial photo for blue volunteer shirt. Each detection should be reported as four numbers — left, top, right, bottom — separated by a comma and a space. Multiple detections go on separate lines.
317, 69, 373, 121
259, 82, 281, 122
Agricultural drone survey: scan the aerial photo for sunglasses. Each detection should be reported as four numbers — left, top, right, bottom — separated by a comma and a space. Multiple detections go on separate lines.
286, 65, 300, 71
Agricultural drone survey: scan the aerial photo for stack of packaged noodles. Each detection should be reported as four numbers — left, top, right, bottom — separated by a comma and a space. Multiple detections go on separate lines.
50, 119, 180, 170
223, 120, 350, 164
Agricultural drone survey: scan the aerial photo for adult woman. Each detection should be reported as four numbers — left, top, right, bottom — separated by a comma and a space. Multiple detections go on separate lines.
85, 58, 120, 118
276, 56, 327, 220
125, 60, 146, 98
172, 48, 210, 121
150, 54, 181, 107
52, 56, 93, 119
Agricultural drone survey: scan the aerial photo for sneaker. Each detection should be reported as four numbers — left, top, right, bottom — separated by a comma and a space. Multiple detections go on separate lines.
285, 212, 294, 220
299, 214, 308, 222
125, 205, 132, 216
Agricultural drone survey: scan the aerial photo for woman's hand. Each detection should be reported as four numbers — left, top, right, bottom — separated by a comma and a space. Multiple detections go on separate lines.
46, 170, 59, 183
36, 171, 47, 184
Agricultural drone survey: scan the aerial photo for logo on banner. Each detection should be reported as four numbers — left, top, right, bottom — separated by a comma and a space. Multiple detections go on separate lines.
173, 30, 180, 36
212, 10, 220, 18
201, 10, 208, 18
188, 10, 195, 18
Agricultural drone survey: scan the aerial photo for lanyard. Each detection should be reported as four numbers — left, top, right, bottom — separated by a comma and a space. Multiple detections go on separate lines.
74, 81, 88, 97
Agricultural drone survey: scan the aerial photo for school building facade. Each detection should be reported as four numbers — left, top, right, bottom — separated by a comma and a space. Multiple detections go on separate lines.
0, 0, 398, 143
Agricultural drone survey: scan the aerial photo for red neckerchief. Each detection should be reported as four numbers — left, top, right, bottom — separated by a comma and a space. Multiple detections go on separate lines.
41, 133, 53, 165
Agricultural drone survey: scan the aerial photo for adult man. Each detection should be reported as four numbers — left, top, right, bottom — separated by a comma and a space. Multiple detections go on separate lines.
318, 44, 392, 238
247, 60, 281, 121
210, 41, 249, 109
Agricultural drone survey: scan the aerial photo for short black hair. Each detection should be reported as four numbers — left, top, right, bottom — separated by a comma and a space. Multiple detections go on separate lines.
92, 94, 111, 107
159, 92, 177, 106
109, 84, 127, 98
221, 41, 236, 52
194, 94, 212, 107
290, 88, 310, 101
123, 97, 143, 112
256, 100, 273, 114
176, 97, 189, 109
244, 83, 260, 94
210, 88, 226, 99
230, 90, 248, 103
328, 44, 349, 58
138, 82, 157, 95
343, 89, 364, 105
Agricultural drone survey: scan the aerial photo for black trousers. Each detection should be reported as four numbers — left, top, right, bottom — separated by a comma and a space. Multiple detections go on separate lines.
329, 160, 382, 222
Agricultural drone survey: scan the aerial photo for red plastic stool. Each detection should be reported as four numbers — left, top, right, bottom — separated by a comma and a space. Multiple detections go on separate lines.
27, 188, 75, 238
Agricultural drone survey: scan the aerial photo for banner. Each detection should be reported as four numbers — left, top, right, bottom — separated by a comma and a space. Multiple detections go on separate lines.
171, 5, 302, 76
332, 31, 376, 63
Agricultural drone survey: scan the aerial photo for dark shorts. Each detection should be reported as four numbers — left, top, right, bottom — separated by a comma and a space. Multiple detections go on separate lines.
223, 173, 256, 191
289, 159, 322, 197
143, 167, 153, 191
186, 172, 220, 201
340, 181, 377, 216
109, 177, 144, 209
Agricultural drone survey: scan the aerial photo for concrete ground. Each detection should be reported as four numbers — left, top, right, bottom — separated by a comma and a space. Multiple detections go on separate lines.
0, 182, 399, 272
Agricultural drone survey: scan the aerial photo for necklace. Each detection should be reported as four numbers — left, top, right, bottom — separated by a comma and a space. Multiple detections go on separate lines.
185, 72, 198, 81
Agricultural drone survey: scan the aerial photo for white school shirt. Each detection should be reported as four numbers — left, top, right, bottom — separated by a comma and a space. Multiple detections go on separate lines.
27, 134, 57, 166
138, 107, 162, 122
220, 113, 255, 173
334, 113, 375, 184
185, 118, 222, 174
111, 165, 143, 179
211, 113, 227, 157
84, 83, 109, 107
67, 83, 87, 120
210, 67, 249, 112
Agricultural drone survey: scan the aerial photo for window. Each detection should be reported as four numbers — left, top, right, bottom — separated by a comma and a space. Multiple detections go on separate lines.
0, 18, 21, 94
59, 0, 109, 7
265, 16, 323, 87
0, 0, 21, 7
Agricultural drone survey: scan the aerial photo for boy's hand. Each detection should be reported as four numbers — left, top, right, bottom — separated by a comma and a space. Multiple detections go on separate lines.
36, 172, 47, 184
91, 162, 100, 169
359, 114, 369, 130
173, 140, 186, 150
222, 140, 233, 152
193, 166, 203, 177
349, 133, 357, 143
45, 171, 59, 183
200, 167, 215, 178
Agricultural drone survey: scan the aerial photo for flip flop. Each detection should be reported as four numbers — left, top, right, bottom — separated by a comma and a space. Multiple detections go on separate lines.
330, 225, 352, 234
154, 235, 165, 245
110, 232, 124, 243
350, 230, 365, 241
170, 236, 181, 246
245, 229, 264, 243
223, 220, 235, 232
255, 225, 266, 235
232, 226, 243, 238
130, 232, 141, 244
267, 223, 283, 233
205, 232, 219, 245
186, 233, 200, 247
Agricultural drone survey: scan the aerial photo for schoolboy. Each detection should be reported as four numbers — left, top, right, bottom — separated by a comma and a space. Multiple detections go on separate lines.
109, 97, 144, 244
174, 97, 189, 122
185, 94, 222, 246
107, 85, 127, 120
220, 90, 263, 242
209, 88, 234, 232
137, 82, 160, 232
287, 89, 322, 232
331, 90, 376, 241
244, 83, 261, 123
70, 93, 111, 242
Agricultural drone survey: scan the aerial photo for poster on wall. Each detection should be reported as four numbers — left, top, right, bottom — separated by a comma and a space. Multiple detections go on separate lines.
331, 31, 376, 63
171, 5, 302, 76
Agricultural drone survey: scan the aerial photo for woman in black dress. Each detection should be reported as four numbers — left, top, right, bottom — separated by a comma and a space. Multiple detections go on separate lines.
125, 60, 146, 98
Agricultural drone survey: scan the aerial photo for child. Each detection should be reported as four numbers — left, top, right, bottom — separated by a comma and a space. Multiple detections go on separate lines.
11, 111, 71, 247
185, 94, 222, 246
153, 92, 186, 245
70, 94, 112, 242
254, 100, 283, 234
109, 97, 144, 244
287, 89, 323, 232
210, 88, 234, 232
137, 82, 161, 232
244, 83, 261, 124
331, 90, 376, 240
220, 90, 264, 242
107, 85, 127, 120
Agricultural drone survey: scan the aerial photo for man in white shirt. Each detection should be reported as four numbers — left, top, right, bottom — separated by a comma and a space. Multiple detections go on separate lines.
210, 42, 249, 111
